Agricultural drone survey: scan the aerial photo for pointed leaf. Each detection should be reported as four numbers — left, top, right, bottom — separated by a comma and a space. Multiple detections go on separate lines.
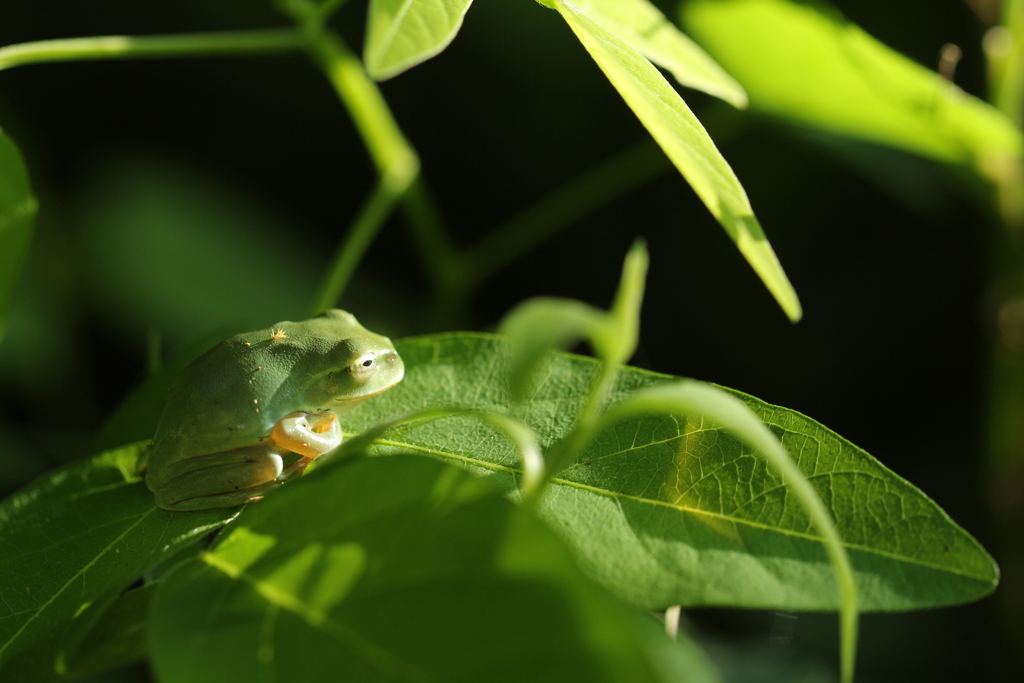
568, 0, 747, 107
552, 0, 801, 321
344, 334, 997, 612
0, 130, 37, 346
602, 238, 648, 364
681, 0, 1023, 172
601, 380, 859, 681
149, 456, 721, 683
499, 297, 605, 400
499, 240, 649, 397
0, 444, 236, 680
364, 0, 475, 80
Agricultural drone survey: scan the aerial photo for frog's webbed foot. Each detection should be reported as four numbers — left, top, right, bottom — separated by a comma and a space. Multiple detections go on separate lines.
270, 410, 343, 459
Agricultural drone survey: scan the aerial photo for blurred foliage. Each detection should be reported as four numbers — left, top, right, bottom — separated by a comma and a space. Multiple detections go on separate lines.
0, 0, 1020, 681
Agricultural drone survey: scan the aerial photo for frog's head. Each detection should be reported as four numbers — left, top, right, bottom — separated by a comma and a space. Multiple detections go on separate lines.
301, 309, 405, 410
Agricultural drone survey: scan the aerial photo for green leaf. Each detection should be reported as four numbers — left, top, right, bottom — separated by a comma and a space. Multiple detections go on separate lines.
602, 238, 648, 364
149, 455, 720, 683
551, 0, 801, 322
499, 240, 648, 398
0, 444, 236, 680
364, 0, 475, 80
345, 334, 997, 612
600, 381, 859, 682
498, 298, 604, 400
566, 0, 747, 107
680, 0, 1023, 174
0, 130, 37, 347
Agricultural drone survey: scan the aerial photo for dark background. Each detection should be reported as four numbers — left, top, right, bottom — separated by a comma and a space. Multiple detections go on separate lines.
0, 1, 1016, 681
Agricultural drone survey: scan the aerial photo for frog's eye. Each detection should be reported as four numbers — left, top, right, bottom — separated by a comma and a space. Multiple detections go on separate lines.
350, 352, 378, 382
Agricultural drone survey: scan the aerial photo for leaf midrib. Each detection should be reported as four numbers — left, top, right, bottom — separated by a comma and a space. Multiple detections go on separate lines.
372, 0, 418, 67
371, 438, 995, 583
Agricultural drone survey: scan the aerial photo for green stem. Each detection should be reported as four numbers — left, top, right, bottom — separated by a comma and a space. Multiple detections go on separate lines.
762, 430, 860, 683
985, 1, 1024, 671
597, 383, 859, 683
304, 30, 417, 179
302, 27, 463, 310
0, 30, 306, 72
431, 143, 667, 327
0, 25, 460, 315
333, 407, 542, 495
990, 0, 1024, 128
400, 179, 464, 306
309, 177, 404, 315
524, 360, 618, 507
462, 141, 670, 290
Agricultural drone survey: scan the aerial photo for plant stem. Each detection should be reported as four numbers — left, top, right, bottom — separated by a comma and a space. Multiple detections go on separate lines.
304, 31, 415, 178
0, 24, 463, 318
985, 1, 1024, 671
0, 30, 306, 72
462, 141, 670, 290
524, 359, 618, 507
309, 177, 405, 315
596, 382, 859, 683
400, 179, 464, 310
989, 0, 1024, 129
301, 27, 463, 312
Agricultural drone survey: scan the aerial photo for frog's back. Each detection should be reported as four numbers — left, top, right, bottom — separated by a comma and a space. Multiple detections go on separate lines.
148, 327, 321, 469
145, 310, 398, 480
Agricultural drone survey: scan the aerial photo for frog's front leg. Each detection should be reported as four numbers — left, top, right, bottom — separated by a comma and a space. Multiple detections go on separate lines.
270, 410, 343, 479
153, 446, 285, 511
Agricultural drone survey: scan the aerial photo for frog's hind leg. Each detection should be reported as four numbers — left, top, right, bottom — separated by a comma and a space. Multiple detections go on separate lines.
154, 446, 284, 511
163, 485, 277, 511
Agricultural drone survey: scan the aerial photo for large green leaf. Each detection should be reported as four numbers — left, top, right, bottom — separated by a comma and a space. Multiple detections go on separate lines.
149, 455, 720, 683
0, 444, 236, 680
680, 0, 1023, 172
364, 0, 475, 80
548, 0, 801, 322
344, 334, 997, 612
0, 130, 37, 346
0, 333, 998, 681
567, 0, 747, 107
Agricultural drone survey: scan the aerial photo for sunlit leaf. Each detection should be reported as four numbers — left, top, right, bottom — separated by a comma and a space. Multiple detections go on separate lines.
550, 0, 801, 321
681, 0, 1023, 175
0, 130, 37, 347
344, 334, 997, 612
0, 334, 999, 682
149, 456, 720, 683
499, 297, 604, 400
601, 238, 648, 364
0, 444, 235, 680
600, 380, 859, 681
567, 0, 747, 107
364, 0, 475, 80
